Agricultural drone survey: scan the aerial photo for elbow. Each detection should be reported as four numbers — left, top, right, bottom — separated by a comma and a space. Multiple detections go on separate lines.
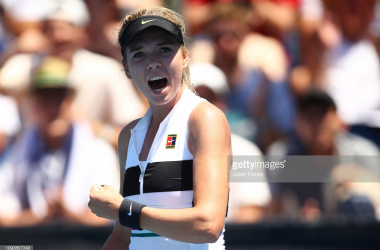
204, 227, 222, 243
196, 216, 224, 243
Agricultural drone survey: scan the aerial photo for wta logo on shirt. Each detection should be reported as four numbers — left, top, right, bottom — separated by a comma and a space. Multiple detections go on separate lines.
166, 134, 177, 149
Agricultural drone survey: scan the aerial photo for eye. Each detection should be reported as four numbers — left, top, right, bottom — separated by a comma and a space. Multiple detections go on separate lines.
133, 52, 143, 58
160, 47, 171, 53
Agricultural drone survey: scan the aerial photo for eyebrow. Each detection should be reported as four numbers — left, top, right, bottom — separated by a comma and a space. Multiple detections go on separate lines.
129, 46, 143, 54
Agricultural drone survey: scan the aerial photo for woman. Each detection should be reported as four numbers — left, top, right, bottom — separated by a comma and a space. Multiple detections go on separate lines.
88, 6, 231, 249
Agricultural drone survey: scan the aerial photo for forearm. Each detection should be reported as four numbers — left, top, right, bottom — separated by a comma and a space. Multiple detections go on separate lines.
102, 222, 131, 250
139, 206, 224, 243
102, 231, 130, 250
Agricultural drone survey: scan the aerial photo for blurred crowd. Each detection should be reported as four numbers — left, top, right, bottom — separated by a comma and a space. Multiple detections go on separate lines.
1, 0, 380, 227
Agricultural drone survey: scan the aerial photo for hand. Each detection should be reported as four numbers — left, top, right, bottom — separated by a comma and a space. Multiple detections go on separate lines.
88, 184, 124, 221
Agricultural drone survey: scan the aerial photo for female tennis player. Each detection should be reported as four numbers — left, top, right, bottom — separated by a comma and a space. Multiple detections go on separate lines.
88, 6, 231, 249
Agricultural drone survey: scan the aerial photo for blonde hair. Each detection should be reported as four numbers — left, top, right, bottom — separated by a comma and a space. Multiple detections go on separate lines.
118, 6, 196, 94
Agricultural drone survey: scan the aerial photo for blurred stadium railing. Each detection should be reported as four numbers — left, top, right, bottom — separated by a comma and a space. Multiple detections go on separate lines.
1, 221, 379, 250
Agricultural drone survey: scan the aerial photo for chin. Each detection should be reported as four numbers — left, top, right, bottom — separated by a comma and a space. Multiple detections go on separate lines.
147, 84, 183, 106
149, 92, 176, 106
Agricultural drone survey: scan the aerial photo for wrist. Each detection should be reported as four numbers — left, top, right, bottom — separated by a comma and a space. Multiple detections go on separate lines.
119, 198, 146, 230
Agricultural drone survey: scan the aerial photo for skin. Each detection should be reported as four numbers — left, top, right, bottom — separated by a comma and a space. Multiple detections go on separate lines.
88, 27, 231, 247
0, 133, 8, 155
43, 20, 87, 61
209, 18, 249, 88
296, 107, 344, 155
333, 0, 374, 42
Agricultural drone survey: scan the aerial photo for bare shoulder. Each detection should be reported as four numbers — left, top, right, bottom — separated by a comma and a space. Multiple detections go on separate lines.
189, 101, 229, 132
188, 101, 231, 154
118, 118, 141, 152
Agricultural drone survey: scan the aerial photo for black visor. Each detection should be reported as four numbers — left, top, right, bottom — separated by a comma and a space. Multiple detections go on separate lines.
119, 15, 184, 54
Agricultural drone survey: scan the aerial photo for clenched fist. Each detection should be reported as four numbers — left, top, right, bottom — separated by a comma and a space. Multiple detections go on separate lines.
88, 184, 124, 221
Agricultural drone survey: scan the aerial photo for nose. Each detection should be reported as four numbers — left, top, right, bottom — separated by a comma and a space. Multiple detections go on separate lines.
146, 54, 162, 69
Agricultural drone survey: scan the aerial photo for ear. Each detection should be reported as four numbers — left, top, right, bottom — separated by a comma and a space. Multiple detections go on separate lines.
122, 59, 132, 79
182, 48, 190, 69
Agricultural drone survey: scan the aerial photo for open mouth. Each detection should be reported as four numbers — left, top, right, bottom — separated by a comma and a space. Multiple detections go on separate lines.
148, 76, 168, 92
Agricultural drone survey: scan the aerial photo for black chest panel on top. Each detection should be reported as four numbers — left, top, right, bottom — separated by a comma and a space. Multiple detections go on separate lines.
123, 160, 194, 197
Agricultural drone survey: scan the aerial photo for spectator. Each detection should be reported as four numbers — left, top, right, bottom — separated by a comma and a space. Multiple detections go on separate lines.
1, 57, 119, 227
0, 92, 21, 224
289, 0, 327, 96
83, 0, 124, 62
191, 62, 272, 223
83, 0, 163, 62
0, 0, 51, 66
182, 0, 252, 36
325, 163, 380, 221
190, 2, 295, 147
322, 0, 380, 147
251, 0, 300, 42
0, 2, 14, 56
183, 0, 299, 37
292, 0, 380, 146
267, 90, 380, 221
0, 93, 20, 156
0, 0, 146, 147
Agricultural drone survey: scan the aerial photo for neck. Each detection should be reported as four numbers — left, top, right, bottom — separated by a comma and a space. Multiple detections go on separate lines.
149, 84, 186, 128
43, 134, 66, 151
40, 122, 71, 150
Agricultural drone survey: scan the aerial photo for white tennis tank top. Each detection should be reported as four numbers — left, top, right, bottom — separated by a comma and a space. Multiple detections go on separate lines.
123, 87, 225, 249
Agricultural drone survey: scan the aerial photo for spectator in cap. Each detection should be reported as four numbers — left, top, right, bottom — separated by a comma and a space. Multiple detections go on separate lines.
190, 63, 230, 112
267, 89, 380, 222
0, 0, 146, 148
0, 57, 119, 227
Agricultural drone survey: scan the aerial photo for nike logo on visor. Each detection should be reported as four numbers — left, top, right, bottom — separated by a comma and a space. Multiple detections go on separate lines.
141, 19, 156, 24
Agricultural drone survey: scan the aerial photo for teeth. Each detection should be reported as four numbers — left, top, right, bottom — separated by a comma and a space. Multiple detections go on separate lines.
149, 76, 165, 81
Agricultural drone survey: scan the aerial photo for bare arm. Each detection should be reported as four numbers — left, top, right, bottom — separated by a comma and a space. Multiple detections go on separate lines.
101, 119, 140, 250
138, 102, 231, 243
102, 222, 131, 250
90, 102, 231, 243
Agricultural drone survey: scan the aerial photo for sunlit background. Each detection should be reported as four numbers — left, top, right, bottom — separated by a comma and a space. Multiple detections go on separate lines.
0, 0, 380, 249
